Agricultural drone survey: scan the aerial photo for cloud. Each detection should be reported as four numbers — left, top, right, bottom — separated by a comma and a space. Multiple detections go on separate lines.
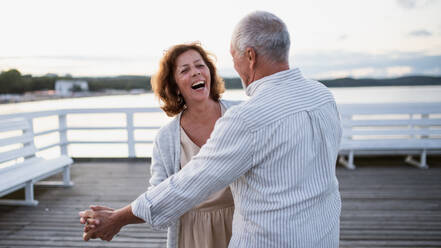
408, 29, 432, 37
312, 67, 377, 79
0, 55, 160, 77
293, 51, 441, 79
397, 0, 417, 9
396, 0, 435, 9
338, 34, 348, 41
0, 55, 155, 62
386, 66, 413, 77
2, 52, 441, 79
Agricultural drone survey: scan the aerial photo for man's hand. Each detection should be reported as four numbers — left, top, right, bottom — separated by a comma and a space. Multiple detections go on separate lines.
79, 205, 122, 241
80, 205, 113, 227
79, 204, 145, 242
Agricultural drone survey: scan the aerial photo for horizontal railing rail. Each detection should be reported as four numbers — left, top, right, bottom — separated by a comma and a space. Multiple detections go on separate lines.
1, 102, 440, 159
0, 108, 164, 158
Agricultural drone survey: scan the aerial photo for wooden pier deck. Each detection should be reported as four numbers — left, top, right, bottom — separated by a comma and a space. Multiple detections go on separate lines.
1, 156, 440, 248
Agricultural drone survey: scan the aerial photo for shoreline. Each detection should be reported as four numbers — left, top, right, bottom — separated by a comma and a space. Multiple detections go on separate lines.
0, 90, 146, 105
2, 83, 441, 105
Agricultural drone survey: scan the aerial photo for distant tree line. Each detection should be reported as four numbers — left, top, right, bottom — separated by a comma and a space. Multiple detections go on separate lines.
0, 69, 154, 94
0, 69, 57, 94
1, 69, 441, 94
0, 69, 245, 94
320, 76, 441, 87
79, 76, 151, 91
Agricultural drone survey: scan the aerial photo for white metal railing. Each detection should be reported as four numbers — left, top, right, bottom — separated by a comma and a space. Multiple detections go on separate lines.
0, 108, 164, 158
1, 102, 441, 160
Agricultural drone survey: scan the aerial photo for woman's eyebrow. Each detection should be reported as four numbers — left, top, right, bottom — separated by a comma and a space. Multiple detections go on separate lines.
177, 64, 190, 69
178, 59, 202, 69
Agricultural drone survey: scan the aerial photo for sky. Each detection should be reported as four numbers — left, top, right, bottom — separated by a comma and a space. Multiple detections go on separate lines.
0, 0, 440, 79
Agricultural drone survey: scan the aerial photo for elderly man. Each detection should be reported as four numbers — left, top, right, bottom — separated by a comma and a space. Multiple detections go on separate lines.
80, 10, 342, 247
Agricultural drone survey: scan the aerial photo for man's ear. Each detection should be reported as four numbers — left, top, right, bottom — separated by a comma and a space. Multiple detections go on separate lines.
246, 47, 256, 70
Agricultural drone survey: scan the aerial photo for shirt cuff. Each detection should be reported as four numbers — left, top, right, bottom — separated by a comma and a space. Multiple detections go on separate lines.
131, 193, 153, 225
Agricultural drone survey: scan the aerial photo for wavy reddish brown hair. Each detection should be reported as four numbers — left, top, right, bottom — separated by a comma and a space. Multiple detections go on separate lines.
151, 42, 225, 117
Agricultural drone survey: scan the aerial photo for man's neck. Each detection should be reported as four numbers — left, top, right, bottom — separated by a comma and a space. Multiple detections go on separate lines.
249, 62, 290, 86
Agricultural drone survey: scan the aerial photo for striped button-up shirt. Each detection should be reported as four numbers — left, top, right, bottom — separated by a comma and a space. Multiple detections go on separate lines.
132, 68, 342, 247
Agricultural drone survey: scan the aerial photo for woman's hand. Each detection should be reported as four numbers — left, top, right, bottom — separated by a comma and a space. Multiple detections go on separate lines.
80, 205, 114, 226
79, 205, 122, 241
79, 204, 144, 241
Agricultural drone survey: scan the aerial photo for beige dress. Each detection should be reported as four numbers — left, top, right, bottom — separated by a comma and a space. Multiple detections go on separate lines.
178, 106, 234, 248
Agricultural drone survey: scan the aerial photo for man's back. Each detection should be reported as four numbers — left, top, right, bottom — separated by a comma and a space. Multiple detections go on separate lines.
224, 69, 342, 247
131, 68, 342, 247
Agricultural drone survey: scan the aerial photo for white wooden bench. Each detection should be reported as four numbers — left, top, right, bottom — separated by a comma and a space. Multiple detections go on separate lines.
0, 118, 73, 206
338, 103, 441, 170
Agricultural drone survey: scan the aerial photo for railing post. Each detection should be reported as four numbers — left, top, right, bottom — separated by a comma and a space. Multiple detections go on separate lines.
421, 113, 429, 139
409, 113, 415, 139
24, 118, 36, 159
58, 113, 68, 156
126, 112, 135, 158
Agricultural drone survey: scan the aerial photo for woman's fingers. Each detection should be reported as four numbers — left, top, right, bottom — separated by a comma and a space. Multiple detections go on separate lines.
80, 217, 87, 224
79, 209, 94, 218
84, 224, 96, 232
83, 231, 93, 241
90, 205, 114, 211
86, 218, 100, 225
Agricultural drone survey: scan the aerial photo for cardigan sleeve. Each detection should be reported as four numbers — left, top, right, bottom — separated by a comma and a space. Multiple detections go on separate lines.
148, 134, 169, 191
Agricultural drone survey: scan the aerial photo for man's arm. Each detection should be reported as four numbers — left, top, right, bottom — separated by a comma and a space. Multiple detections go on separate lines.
80, 108, 253, 240
80, 205, 144, 241
132, 109, 254, 228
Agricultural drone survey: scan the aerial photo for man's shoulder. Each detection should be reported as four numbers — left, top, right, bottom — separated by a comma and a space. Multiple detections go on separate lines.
220, 99, 242, 109
227, 77, 336, 130
218, 98, 261, 130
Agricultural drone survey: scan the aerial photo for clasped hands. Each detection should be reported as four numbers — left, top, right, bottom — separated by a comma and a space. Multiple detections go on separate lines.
78, 205, 123, 241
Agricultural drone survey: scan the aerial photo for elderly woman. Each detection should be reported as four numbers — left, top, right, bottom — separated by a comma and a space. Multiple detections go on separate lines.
81, 43, 238, 248
149, 43, 238, 248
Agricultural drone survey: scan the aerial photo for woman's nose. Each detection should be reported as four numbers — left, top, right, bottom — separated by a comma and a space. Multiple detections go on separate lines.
192, 68, 201, 76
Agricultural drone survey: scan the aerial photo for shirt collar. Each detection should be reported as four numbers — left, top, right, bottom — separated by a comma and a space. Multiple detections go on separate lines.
245, 68, 302, 97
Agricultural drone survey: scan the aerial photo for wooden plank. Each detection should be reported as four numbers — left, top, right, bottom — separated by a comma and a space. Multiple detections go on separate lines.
0, 161, 166, 247
0, 158, 440, 247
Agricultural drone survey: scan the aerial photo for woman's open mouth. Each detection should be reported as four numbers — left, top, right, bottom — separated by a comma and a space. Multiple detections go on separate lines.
191, 81, 205, 90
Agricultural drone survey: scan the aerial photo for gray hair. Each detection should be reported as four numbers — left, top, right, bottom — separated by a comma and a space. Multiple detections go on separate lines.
231, 11, 290, 63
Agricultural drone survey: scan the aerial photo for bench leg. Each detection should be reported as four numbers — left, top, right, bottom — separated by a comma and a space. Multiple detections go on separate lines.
63, 165, 74, 187
25, 181, 39, 205
405, 150, 429, 169
339, 151, 356, 170
0, 181, 39, 206
36, 165, 74, 187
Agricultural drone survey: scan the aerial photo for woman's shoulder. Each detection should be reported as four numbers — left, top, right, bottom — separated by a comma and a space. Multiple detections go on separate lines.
155, 114, 180, 142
